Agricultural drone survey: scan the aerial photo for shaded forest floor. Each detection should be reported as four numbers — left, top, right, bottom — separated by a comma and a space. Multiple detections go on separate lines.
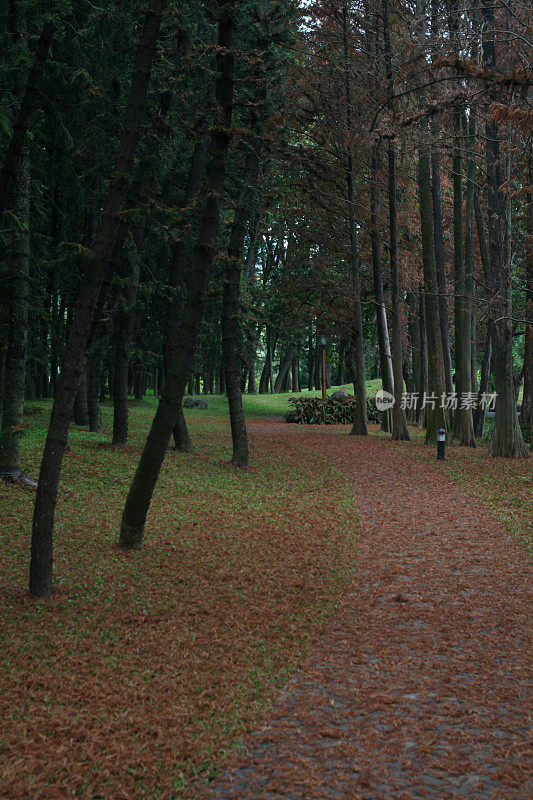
0, 390, 531, 799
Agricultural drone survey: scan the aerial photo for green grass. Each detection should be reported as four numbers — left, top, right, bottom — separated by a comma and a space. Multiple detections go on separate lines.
183, 378, 382, 419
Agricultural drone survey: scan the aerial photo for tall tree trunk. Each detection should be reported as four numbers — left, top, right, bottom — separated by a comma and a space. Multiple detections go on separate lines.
343, 4, 367, 436
383, 0, 408, 439
0, 4, 31, 482
473, 322, 492, 438
418, 291, 429, 428
73, 368, 89, 426
520, 186, 532, 441
481, 0, 527, 458
29, 0, 167, 597
0, 152, 30, 478
430, 122, 454, 396
415, 0, 449, 443
274, 353, 293, 393
388, 140, 409, 440
0, 19, 54, 216
112, 208, 147, 446
118, 1, 236, 549
223, 143, 261, 466
369, 145, 394, 432
457, 106, 476, 445
162, 134, 210, 451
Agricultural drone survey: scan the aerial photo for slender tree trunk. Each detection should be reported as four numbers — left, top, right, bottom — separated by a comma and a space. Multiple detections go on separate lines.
369, 145, 394, 432
0, 4, 31, 482
118, 1, 236, 549
0, 152, 30, 478
520, 186, 532, 441
383, 0, 408, 439
457, 106, 476, 445
73, 368, 89, 426
274, 353, 293, 393
473, 322, 492, 438
482, 0, 527, 457
431, 122, 454, 396
161, 135, 209, 450
0, 19, 55, 216
222, 143, 261, 466
388, 141, 409, 440
418, 291, 429, 428
29, 0, 167, 597
343, 4, 367, 436
112, 211, 146, 445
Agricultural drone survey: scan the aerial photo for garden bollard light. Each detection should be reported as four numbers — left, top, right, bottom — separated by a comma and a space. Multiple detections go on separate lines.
320, 335, 327, 401
437, 427, 446, 460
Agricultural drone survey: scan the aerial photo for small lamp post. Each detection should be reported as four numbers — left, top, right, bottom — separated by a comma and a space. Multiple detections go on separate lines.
320, 336, 327, 401
437, 427, 446, 460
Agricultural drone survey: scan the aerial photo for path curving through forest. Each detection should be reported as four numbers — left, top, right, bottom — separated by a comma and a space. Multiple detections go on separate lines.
205, 419, 532, 800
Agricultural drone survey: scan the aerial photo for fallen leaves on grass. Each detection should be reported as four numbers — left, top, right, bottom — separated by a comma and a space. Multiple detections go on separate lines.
0, 404, 359, 799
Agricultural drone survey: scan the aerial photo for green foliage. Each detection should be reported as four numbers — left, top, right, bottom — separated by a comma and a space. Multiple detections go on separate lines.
285, 395, 381, 425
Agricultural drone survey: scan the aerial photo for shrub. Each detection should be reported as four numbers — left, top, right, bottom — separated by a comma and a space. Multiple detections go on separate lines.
285, 395, 381, 425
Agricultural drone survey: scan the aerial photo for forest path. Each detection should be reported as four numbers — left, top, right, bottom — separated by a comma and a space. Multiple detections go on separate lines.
204, 420, 532, 800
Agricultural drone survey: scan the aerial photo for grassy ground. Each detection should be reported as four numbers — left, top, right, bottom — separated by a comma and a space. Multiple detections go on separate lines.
0, 392, 360, 799
1, 380, 530, 798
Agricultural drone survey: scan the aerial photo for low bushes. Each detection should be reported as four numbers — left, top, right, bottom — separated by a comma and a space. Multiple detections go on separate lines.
285, 395, 381, 425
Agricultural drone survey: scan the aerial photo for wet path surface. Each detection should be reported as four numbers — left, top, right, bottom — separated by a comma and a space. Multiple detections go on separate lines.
204, 422, 532, 800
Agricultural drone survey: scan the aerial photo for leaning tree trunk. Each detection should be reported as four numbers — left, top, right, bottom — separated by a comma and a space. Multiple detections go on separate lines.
118, 0, 236, 550
29, 0, 167, 598
482, 0, 527, 458
369, 144, 394, 432
274, 352, 293, 393
162, 134, 210, 452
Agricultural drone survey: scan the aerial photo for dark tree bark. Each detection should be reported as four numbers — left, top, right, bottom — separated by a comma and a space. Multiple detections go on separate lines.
369, 144, 393, 432
73, 368, 89, 426
520, 184, 532, 441
112, 210, 147, 445
161, 134, 210, 451
29, 0, 167, 597
0, 19, 55, 216
222, 141, 262, 466
456, 105, 476, 445
0, 4, 31, 482
0, 152, 30, 478
118, 0, 236, 549
473, 322, 492, 438
418, 291, 429, 428
274, 352, 293, 393
430, 123, 454, 396
383, 0, 408, 440
481, 0, 527, 458
343, 4, 367, 436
